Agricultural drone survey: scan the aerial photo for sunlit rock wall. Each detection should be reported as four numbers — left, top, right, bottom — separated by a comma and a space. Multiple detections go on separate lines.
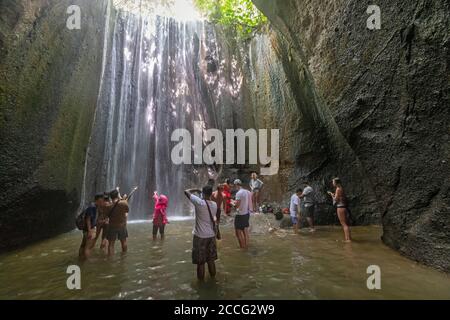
200, 25, 377, 225
0, 0, 108, 250
252, 0, 450, 271
244, 31, 378, 225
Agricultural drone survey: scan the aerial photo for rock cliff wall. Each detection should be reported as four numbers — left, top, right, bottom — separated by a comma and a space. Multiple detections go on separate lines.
252, 0, 450, 271
0, 0, 108, 250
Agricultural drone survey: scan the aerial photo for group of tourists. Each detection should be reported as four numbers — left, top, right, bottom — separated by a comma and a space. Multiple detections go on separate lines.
78, 186, 166, 260
78, 172, 351, 281
78, 188, 130, 260
289, 178, 352, 242
186, 175, 352, 280
184, 174, 260, 280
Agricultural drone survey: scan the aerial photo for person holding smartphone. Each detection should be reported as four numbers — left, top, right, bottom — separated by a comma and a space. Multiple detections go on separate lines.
328, 178, 352, 242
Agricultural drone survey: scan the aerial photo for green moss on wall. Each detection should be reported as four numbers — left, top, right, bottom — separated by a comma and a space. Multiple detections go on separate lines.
0, 0, 108, 250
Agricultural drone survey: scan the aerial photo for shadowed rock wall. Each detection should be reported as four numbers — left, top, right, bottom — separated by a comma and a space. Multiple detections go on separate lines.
0, 0, 108, 250
252, 0, 450, 271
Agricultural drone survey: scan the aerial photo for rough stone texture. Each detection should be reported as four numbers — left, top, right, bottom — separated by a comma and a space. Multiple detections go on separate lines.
241, 31, 378, 226
0, 0, 107, 251
252, 0, 450, 271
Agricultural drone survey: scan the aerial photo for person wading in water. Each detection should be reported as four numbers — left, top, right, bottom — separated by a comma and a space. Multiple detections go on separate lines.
299, 181, 315, 232
211, 184, 224, 240
222, 178, 232, 216
290, 188, 303, 234
328, 178, 352, 242
79, 194, 104, 260
152, 191, 169, 241
185, 186, 218, 281
106, 189, 129, 256
94, 193, 110, 253
232, 179, 253, 249
249, 172, 264, 213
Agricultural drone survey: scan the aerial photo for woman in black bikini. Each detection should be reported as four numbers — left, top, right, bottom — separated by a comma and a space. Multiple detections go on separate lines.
328, 178, 352, 242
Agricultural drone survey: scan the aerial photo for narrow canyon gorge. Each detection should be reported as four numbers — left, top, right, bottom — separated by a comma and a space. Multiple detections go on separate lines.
0, 0, 448, 273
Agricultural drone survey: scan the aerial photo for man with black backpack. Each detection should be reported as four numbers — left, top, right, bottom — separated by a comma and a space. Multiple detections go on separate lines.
78, 194, 105, 260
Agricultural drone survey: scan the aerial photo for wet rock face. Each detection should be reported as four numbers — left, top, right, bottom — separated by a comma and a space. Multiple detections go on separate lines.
0, 0, 107, 251
253, 0, 450, 271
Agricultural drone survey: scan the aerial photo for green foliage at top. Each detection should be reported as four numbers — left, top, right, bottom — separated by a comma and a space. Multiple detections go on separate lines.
194, 0, 267, 39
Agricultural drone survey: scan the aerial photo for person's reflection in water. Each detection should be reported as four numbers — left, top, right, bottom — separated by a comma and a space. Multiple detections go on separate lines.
226, 249, 254, 299
80, 251, 128, 299
148, 244, 171, 299
112, 252, 129, 299
341, 241, 358, 282
192, 277, 221, 300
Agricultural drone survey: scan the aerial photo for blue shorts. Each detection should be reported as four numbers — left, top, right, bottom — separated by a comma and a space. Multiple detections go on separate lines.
291, 216, 298, 225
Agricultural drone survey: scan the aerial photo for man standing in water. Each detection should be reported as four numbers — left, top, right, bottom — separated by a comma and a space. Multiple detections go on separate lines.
233, 179, 252, 249
185, 186, 218, 281
290, 188, 303, 234
106, 189, 129, 256
79, 194, 104, 260
94, 193, 110, 253
300, 181, 315, 232
211, 184, 224, 240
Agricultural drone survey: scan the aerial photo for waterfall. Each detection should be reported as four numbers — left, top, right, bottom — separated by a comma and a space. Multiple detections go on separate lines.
84, 6, 227, 218
79, 0, 112, 214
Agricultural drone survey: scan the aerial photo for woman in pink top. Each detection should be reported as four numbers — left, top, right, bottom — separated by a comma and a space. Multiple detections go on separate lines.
152, 191, 169, 240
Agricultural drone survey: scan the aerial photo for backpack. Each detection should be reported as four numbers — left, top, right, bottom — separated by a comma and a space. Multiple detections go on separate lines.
75, 205, 96, 231
75, 207, 88, 231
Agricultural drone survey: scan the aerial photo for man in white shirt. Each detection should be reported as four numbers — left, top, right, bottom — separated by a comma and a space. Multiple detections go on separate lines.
290, 188, 303, 234
232, 179, 252, 249
299, 182, 315, 232
185, 186, 218, 280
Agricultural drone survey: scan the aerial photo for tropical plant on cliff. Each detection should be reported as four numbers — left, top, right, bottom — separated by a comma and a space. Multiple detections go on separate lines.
194, 0, 267, 39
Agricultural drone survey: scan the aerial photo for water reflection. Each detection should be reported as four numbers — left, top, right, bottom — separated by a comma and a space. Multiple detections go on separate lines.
0, 217, 449, 300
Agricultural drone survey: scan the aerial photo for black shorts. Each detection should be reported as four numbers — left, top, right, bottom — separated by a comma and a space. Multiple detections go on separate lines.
106, 226, 128, 241
234, 213, 250, 230
153, 224, 166, 235
192, 235, 218, 265
303, 205, 315, 218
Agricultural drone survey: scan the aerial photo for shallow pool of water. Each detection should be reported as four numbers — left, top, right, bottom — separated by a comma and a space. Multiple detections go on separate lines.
0, 214, 449, 299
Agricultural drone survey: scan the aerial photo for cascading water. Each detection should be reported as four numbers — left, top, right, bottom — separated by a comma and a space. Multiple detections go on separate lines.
83, 2, 228, 218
